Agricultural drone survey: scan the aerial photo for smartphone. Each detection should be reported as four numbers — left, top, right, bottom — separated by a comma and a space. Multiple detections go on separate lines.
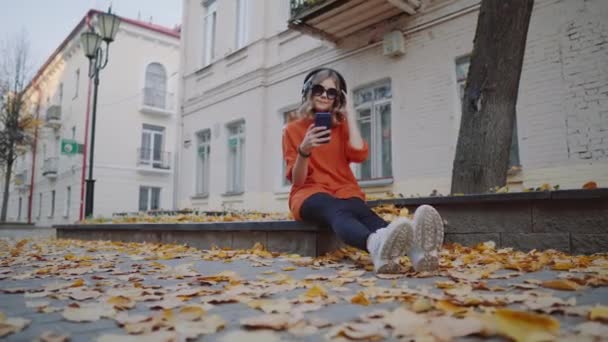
314, 112, 332, 144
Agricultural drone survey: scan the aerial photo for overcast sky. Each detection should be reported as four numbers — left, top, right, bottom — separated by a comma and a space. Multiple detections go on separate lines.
1, 0, 182, 73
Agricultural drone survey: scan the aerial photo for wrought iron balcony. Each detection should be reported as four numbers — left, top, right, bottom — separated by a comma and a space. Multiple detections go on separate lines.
42, 157, 58, 178
45, 105, 62, 129
140, 87, 175, 116
136, 148, 171, 172
289, 0, 421, 42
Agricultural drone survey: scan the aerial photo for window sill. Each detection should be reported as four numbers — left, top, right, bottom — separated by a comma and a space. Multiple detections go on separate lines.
194, 63, 214, 75
225, 46, 248, 61
358, 178, 394, 188
221, 191, 244, 197
191, 193, 209, 200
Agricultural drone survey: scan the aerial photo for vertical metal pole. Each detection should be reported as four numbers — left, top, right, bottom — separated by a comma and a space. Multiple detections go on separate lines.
84, 70, 99, 218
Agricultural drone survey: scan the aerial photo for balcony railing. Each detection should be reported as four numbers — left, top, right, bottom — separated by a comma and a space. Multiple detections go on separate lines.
42, 157, 58, 178
289, 0, 420, 42
136, 148, 171, 171
141, 88, 175, 116
45, 105, 62, 128
290, 0, 329, 17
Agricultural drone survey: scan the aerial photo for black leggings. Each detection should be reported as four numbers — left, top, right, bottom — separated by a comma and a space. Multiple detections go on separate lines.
300, 193, 389, 251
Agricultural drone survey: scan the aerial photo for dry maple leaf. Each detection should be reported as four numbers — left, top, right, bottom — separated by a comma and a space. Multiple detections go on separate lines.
62, 305, 115, 322
176, 305, 207, 321
588, 305, 608, 322
350, 291, 371, 306
37, 331, 70, 342
434, 299, 470, 316
107, 295, 136, 310
327, 321, 387, 340
428, 316, 485, 341
490, 308, 560, 342
384, 307, 427, 338
96, 331, 177, 342
219, 330, 280, 342
574, 321, 608, 338
247, 298, 292, 314
303, 284, 328, 299
0, 317, 31, 338
173, 314, 226, 338
68, 289, 102, 301
411, 297, 433, 313
241, 313, 294, 330
582, 181, 598, 190
541, 279, 582, 291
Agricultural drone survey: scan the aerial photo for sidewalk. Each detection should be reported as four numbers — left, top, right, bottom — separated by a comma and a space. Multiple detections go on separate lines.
1, 237, 606, 341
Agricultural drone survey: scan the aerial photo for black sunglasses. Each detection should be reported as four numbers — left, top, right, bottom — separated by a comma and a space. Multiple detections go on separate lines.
311, 84, 339, 100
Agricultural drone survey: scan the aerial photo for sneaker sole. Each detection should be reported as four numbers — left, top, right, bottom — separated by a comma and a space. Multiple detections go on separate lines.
410, 205, 444, 272
376, 261, 405, 274
379, 218, 412, 260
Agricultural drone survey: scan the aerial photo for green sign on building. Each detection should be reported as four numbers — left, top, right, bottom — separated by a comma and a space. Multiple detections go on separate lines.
61, 139, 79, 155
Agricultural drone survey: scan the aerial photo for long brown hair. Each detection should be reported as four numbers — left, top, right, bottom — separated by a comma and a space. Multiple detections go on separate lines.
297, 69, 346, 123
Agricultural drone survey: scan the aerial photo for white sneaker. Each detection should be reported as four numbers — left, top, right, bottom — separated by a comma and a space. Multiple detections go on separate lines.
367, 218, 412, 273
407, 205, 444, 272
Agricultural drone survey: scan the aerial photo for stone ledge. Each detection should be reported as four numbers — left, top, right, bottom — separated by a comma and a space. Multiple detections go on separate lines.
55, 189, 608, 255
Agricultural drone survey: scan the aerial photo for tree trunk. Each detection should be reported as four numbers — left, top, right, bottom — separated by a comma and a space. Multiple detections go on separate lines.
451, 0, 534, 194
1, 152, 14, 222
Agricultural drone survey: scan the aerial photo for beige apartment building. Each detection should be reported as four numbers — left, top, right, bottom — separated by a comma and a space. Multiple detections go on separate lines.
6, 10, 180, 224
177, 0, 608, 213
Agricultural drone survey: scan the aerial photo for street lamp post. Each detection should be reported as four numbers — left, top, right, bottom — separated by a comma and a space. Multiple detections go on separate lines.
80, 8, 121, 218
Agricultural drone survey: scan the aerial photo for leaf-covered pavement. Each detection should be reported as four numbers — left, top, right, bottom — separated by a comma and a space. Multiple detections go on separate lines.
0, 238, 607, 341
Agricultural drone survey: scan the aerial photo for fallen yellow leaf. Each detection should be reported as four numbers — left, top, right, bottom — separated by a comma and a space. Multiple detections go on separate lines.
304, 285, 328, 299
589, 305, 608, 322
492, 309, 559, 342
107, 296, 136, 310
350, 292, 371, 306
541, 279, 582, 291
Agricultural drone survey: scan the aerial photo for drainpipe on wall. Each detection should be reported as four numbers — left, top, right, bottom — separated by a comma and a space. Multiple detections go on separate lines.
79, 76, 93, 221
27, 85, 42, 224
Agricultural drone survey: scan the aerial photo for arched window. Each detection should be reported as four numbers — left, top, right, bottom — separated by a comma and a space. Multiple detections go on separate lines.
144, 63, 167, 109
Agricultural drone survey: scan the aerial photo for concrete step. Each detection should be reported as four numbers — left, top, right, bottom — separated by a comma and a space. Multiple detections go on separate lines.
55, 189, 608, 255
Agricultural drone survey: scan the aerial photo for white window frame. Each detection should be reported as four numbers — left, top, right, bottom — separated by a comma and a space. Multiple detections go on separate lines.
64, 186, 71, 218
195, 129, 211, 196
278, 107, 299, 191
143, 63, 168, 109
235, 0, 249, 49
139, 186, 161, 212
203, 0, 217, 66
226, 120, 245, 194
140, 124, 165, 167
353, 81, 393, 181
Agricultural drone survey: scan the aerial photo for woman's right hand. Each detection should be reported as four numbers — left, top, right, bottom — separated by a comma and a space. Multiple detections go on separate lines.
300, 124, 331, 154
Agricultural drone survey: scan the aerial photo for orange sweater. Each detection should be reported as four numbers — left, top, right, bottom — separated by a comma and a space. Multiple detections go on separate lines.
282, 117, 369, 220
